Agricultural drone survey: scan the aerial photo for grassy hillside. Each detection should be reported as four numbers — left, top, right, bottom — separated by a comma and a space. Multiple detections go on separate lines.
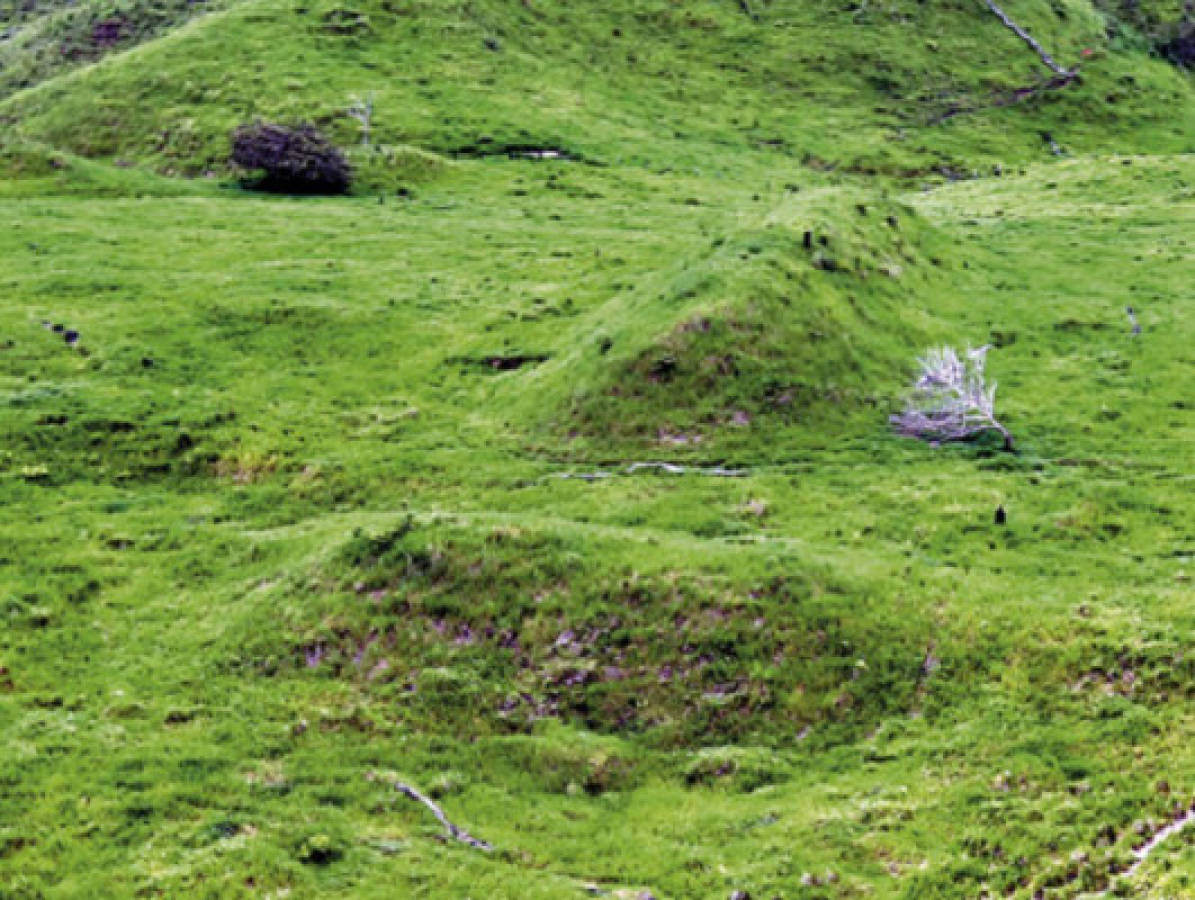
3, 0, 1195, 185
5, 1, 1195, 898
0, 0, 230, 99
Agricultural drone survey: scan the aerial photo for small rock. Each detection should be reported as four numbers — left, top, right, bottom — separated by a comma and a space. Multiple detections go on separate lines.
1070, 849, 1088, 864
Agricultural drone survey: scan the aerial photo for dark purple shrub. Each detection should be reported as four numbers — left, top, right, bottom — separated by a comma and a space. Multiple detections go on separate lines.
1161, 24, 1195, 67
90, 17, 127, 48
230, 122, 352, 194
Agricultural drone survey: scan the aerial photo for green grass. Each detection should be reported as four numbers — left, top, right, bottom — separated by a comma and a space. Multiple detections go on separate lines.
5, 2, 1195, 898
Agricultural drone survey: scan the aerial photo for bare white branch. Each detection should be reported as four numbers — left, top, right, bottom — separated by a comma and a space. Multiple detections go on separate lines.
890, 345, 1014, 451
393, 781, 493, 851
348, 93, 375, 147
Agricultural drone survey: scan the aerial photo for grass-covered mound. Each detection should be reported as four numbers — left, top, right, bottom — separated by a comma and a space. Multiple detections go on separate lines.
269, 518, 935, 747
550, 193, 970, 453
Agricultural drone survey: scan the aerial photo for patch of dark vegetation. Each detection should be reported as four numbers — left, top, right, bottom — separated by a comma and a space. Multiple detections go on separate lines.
231, 122, 352, 195
1096, 0, 1195, 68
89, 16, 126, 48
447, 353, 551, 372
1160, 24, 1195, 66
5, 398, 222, 484
1054, 318, 1109, 331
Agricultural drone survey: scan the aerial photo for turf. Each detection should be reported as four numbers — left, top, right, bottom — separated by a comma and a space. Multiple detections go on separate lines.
4, 1, 1195, 897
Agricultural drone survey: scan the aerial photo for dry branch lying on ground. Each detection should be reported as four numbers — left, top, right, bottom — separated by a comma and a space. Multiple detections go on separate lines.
393, 781, 493, 851
923, 0, 1080, 124
554, 462, 748, 481
983, 0, 1076, 80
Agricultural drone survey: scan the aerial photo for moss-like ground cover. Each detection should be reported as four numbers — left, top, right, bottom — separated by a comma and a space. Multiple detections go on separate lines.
5, 1, 1195, 897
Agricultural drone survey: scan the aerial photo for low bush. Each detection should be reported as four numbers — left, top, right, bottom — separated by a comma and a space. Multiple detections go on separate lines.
230, 122, 352, 194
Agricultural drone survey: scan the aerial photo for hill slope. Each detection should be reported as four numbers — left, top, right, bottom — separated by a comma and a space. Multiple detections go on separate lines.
3, 0, 1195, 184
4, 2, 1195, 898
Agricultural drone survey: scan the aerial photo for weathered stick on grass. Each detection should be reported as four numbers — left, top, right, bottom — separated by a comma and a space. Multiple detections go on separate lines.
555, 462, 748, 481
394, 781, 493, 851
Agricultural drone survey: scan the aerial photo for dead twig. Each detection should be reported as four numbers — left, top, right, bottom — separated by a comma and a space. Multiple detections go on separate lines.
555, 462, 748, 480
393, 781, 493, 851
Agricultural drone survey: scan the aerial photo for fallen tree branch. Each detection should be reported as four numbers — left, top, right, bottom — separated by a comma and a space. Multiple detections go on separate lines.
393, 781, 493, 851
554, 462, 748, 480
983, 0, 1076, 79
1122, 802, 1195, 881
